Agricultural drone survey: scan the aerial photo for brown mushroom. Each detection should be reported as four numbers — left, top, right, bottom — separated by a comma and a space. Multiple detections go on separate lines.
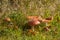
28, 20, 40, 26
27, 16, 42, 26
27, 16, 41, 33
42, 16, 53, 23
4, 17, 11, 22
42, 17, 53, 26
27, 16, 43, 21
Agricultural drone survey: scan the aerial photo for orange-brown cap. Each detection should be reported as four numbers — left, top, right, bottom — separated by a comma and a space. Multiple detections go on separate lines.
42, 17, 53, 23
4, 17, 11, 22
28, 20, 40, 26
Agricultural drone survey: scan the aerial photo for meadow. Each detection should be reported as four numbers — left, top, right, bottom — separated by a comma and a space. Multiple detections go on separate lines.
0, 0, 60, 40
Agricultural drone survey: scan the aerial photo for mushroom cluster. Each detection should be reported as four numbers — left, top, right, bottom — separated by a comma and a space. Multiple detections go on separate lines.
26, 16, 53, 35
27, 16, 53, 26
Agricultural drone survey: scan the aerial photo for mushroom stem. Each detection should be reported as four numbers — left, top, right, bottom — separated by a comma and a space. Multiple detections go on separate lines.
46, 23, 48, 26
32, 26, 35, 31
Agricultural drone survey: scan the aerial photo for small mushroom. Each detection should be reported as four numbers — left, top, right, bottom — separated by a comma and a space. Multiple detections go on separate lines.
27, 16, 43, 21
42, 16, 53, 23
27, 16, 38, 20
28, 20, 40, 26
28, 19, 40, 32
27, 16, 41, 32
4, 17, 11, 22
27, 16, 41, 26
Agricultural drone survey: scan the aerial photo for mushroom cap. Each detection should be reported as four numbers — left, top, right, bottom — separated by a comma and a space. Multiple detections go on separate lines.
45, 17, 53, 20
27, 16, 38, 20
27, 16, 43, 26
27, 16, 43, 21
4, 17, 11, 22
28, 19, 40, 26
42, 17, 53, 23
42, 19, 51, 23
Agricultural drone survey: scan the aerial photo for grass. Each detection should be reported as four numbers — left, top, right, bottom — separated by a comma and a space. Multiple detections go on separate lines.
0, 0, 60, 40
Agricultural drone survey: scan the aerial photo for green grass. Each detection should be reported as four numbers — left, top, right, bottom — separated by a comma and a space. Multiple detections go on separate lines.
0, 0, 60, 40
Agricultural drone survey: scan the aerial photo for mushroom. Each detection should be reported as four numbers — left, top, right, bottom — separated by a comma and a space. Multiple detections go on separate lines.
27, 16, 43, 21
42, 16, 53, 26
28, 19, 40, 26
27, 16, 41, 32
4, 17, 11, 22
42, 16, 53, 23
